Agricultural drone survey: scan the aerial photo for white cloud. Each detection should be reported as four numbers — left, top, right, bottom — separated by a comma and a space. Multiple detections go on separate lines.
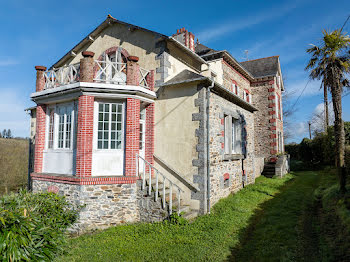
0, 58, 19, 66
286, 79, 323, 97
294, 122, 309, 137
197, 1, 302, 43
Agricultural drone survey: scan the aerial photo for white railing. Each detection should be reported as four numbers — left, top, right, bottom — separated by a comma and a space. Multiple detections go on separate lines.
139, 67, 150, 88
94, 60, 127, 84
44, 63, 80, 89
136, 154, 183, 215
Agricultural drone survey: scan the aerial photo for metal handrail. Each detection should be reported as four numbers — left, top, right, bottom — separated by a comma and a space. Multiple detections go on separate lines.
136, 154, 183, 215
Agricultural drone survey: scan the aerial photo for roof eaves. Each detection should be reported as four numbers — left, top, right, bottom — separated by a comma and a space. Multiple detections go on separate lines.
168, 36, 208, 64
157, 76, 207, 87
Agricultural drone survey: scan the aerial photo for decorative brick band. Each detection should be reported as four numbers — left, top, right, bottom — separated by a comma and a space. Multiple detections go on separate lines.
31, 173, 138, 185
222, 60, 250, 84
34, 105, 46, 173
76, 95, 94, 177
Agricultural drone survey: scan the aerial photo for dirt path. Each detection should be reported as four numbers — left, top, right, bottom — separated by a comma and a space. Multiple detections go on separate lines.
229, 171, 322, 262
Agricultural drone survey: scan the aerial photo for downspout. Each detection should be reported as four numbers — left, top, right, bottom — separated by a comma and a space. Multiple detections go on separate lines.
206, 78, 215, 214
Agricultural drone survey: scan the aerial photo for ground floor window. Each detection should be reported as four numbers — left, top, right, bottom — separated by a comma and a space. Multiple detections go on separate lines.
97, 102, 124, 150
224, 115, 242, 155
46, 103, 75, 150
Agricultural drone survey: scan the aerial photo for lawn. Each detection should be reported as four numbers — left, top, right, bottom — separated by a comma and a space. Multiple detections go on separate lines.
56, 174, 294, 262
56, 168, 350, 261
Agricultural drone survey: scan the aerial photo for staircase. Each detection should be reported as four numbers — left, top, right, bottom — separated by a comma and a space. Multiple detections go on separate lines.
137, 154, 198, 220
262, 161, 276, 178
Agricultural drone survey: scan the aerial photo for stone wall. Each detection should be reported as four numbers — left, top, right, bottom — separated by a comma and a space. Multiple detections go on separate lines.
222, 60, 251, 97
251, 81, 273, 158
32, 179, 167, 233
208, 92, 255, 206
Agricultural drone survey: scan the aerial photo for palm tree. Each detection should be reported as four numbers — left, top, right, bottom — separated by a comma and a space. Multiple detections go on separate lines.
306, 29, 350, 193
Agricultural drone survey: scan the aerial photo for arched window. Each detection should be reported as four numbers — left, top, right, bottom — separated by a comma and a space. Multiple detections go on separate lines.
95, 47, 128, 84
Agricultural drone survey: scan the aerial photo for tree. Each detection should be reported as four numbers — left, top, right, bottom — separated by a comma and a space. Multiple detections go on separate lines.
306, 29, 350, 193
2, 129, 6, 138
7, 129, 12, 139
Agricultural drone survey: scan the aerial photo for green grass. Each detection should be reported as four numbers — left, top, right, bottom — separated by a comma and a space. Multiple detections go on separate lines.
56, 174, 294, 262
0, 138, 29, 195
56, 168, 350, 262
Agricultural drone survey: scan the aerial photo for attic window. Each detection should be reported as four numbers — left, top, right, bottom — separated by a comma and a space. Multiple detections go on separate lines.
232, 82, 239, 95
243, 90, 251, 103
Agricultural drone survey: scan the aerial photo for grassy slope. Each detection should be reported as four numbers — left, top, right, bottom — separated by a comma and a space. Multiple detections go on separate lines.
56, 174, 294, 262
0, 138, 29, 195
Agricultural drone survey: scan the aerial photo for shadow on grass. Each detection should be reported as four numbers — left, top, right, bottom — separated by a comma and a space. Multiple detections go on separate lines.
227, 171, 322, 262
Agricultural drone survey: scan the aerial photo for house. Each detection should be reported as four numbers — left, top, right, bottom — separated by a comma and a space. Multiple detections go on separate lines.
28, 15, 287, 232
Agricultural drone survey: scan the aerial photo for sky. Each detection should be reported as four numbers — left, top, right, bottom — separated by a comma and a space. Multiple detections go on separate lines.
0, 0, 349, 142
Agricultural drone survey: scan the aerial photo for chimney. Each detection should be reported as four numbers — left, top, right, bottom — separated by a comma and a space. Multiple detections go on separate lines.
173, 28, 195, 52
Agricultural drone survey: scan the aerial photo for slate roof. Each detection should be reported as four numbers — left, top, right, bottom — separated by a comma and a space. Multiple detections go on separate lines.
160, 69, 206, 86
195, 43, 217, 56
240, 56, 280, 78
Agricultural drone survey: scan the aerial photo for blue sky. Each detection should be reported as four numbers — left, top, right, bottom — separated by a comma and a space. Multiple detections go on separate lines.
0, 0, 349, 142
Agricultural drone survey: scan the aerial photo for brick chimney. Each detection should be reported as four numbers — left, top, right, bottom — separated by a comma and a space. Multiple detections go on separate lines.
172, 28, 195, 52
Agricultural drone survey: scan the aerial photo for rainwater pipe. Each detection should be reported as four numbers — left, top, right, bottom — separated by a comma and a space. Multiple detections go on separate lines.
206, 77, 215, 214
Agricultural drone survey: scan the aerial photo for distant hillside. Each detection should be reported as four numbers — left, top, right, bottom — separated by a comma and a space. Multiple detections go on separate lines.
0, 138, 29, 195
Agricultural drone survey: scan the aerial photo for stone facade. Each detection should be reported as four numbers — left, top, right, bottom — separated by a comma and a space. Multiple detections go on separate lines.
208, 92, 255, 206
32, 179, 167, 233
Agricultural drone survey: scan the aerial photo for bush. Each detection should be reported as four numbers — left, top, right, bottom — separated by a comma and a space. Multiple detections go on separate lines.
0, 190, 79, 261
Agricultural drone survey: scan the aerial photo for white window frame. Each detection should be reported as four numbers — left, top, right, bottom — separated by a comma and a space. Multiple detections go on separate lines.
275, 95, 279, 120
45, 102, 75, 151
93, 101, 125, 151
224, 115, 242, 155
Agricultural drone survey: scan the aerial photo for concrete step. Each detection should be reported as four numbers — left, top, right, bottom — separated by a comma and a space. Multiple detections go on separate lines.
183, 210, 199, 220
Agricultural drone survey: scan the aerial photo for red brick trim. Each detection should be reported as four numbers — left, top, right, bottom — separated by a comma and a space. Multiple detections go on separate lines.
270, 150, 277, 155
268, 88, 275, 92
31, 173, 138, 185
222, 60, 250, 84
269, 111, 276, 115
34, 105, 46, 173
270, 126, 277, 131
76, 96, 94, 177
268, 95, 275, 100
125, 98, 140, 176
145, 70, 155, 167
268, 103, 276, 108
269, 119, 277, 123
270, 142, 277, 146
270, 134, 277, 139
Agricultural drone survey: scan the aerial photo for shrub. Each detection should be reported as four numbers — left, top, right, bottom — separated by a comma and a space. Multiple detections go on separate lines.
0, 190, 79, 261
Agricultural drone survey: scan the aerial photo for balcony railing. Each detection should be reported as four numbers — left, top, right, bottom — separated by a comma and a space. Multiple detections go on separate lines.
42, 60, 151, 90
44, 63, 80, 89
94, 60, 127, 85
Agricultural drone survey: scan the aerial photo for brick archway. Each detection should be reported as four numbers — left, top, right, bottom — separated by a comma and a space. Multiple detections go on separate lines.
93, 46, 130, 78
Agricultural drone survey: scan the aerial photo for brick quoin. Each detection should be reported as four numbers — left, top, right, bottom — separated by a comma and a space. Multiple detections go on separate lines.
270, 134, 277, 139
269, 119, 277, 123
145, 70, 155, 166
268, 103, 276, 108
125, 98, 140, 176
268, 95, 275, 100
76, 95, 94, 177
268, 88, 275, 92
33, 105, 46, 173
269, 111, 276, 115
270, 126, 277, 131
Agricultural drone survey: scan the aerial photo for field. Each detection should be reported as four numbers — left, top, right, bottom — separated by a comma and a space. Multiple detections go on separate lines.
0, 138, 29, 195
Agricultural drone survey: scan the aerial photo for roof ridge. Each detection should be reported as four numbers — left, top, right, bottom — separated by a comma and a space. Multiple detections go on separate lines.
241, 55, 279, 63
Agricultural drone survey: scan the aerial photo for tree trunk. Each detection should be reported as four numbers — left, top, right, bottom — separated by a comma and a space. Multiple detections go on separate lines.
331, 80, 346, 193
323, 82, 329, 131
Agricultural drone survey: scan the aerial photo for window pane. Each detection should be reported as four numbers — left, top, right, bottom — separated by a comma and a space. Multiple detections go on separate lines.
111, 141, 116, 149
99, 104, 103, 112
112, 104, 116, 112
117, 141, 121, 149
98, 141, 102, 149
104, 141, 108, 149
99, 113, 103, 121
48, 109, 55, 149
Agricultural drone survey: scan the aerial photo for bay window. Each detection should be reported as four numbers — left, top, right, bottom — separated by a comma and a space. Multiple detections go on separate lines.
97, 102, 124, 150
46, 103, 75, 150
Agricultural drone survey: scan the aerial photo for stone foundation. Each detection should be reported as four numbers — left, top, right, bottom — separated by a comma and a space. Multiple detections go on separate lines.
32, 178, 167, 233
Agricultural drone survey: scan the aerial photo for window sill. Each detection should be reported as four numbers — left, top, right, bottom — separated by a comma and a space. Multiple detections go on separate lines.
43, 149, 73, 153
223, 154, 244, 161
